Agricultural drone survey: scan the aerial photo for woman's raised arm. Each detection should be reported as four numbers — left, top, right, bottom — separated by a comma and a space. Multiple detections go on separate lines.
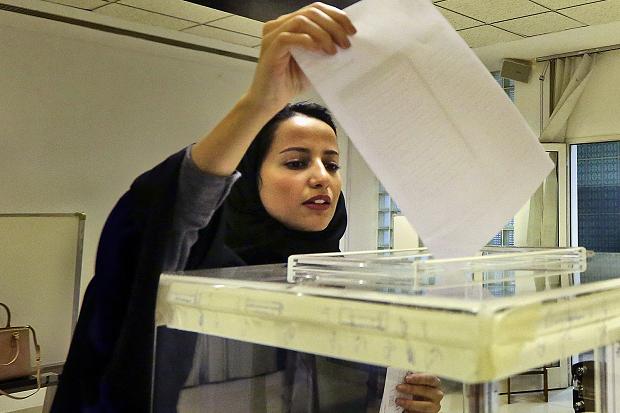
190, 2, 356, 177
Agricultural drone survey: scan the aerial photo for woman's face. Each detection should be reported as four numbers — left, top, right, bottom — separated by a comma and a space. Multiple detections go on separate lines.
259, 114, 342, 231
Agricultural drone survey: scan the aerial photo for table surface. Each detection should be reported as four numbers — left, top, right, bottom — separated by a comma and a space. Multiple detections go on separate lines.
0, 363, 62, 394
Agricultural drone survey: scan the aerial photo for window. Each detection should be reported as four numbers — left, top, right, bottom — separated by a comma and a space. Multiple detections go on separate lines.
487, 219, 515, 247
377, 184, 401, 249
493, 71, 515, 101
377, 72, 516, 249
574, 141, 620, 252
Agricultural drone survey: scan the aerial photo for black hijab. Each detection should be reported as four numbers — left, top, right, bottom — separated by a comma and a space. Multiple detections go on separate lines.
222, 101, 347, 265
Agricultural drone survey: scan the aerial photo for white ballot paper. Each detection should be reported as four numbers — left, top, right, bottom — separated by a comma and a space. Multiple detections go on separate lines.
292, 0, 554, 258
379, 367, 412, 413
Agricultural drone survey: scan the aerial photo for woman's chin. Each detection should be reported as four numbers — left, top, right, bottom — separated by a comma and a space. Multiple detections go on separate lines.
285, 219, 330, 232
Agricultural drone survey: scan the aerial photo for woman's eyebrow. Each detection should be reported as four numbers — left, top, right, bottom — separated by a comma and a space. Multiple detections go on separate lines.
279, 147, 309, 154
278, 147, 339, 156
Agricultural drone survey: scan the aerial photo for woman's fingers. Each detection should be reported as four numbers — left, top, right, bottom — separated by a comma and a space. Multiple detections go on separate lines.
311, 2, 357, 35
395, 373, 443, 413
395, 398, 441, 413
266, 31, 322, 61
281, 14, 340, 54
405, 373, 442, 388
298, 6, 351, 48
396, 383, 444, 403
245, 2, 354, 112
263, 2, 355, 54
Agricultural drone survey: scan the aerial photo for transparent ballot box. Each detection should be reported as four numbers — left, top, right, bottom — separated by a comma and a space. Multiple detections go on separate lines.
154, 247, 620, 412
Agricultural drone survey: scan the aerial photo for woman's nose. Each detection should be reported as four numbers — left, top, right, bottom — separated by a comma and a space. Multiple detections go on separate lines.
308, 161, 330, 188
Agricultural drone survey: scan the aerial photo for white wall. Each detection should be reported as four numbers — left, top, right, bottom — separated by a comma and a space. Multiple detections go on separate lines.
0, 8, 256, 297
513, 62, 551, 137
344, 143, 379, 252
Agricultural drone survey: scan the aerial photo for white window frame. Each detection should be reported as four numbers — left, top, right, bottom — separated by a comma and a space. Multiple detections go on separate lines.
543, 143, 569, 247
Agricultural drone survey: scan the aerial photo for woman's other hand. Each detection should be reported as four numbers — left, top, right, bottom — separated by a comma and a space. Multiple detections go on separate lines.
395, 373, 444, 413
246, 2, 356, 113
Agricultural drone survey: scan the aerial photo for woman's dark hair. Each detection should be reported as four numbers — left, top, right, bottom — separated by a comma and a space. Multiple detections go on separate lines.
224, 100, 347, 263
250, 101, 337, 170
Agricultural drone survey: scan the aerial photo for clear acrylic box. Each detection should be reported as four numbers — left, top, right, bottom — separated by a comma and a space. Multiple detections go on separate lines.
154, 247, 620, 412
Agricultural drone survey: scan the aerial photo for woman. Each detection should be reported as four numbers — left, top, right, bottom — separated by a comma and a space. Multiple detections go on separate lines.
52, 3, 442, 412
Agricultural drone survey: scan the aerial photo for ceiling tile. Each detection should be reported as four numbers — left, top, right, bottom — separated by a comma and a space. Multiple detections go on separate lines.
458, 25, 523, 47
183, 25, 261, 47
42, 0, 108, 10
436, 6, 483, 29
494, 11, 583, 36
119, 0, 230, 23
534, 0, 603, 9
439, 0, 548, 23
207, 15, 263, 37
95, 3, 195, 30
560, 0, 620, 24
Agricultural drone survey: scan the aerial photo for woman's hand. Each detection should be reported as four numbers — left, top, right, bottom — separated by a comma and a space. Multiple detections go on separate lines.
245, 2, 356, 114
395, 373, 444, 413
191, 3, 355, 176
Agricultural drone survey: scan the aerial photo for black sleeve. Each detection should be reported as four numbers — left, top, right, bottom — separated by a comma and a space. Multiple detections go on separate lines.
52, 149, 190, 413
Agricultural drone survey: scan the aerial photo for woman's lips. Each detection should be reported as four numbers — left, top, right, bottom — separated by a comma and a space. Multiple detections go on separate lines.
303, 203, 330, 211
303, 195, 331, 211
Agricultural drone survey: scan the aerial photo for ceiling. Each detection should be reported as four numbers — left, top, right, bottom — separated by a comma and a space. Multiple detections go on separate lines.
24, 0, 620, 50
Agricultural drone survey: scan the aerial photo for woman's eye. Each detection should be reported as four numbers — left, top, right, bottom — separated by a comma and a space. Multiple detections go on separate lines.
285, 160, 307, 169
325, 162, 340, 172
